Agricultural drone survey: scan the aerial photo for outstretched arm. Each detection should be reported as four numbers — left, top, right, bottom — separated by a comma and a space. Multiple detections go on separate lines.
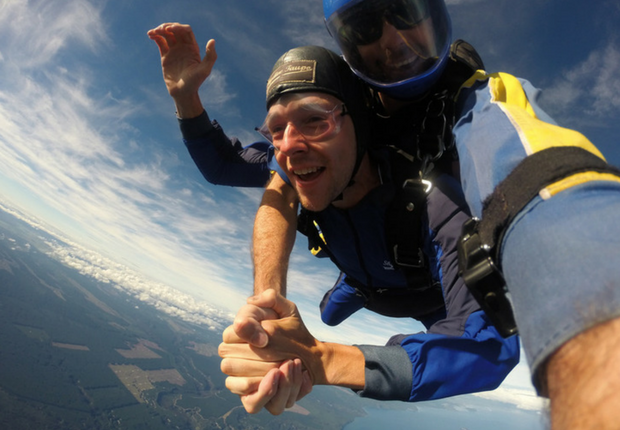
233, 174, 297, 346
252, 174, 299, 296
149, 22, 274, 187
147, 22, 217, 118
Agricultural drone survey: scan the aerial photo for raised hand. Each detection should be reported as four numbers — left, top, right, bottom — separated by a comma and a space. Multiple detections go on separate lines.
147, 23, 217, 117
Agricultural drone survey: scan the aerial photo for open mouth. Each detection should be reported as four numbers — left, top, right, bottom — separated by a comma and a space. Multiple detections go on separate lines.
293, 166, 325, 182
387, 52, 424, 71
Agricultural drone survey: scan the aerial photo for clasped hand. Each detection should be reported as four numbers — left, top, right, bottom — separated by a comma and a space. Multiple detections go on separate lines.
218, 290, 316, 415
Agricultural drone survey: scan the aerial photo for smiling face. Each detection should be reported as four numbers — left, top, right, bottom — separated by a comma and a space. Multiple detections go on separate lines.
326, 0, 452, 97
266, 92, 357, 212
356, 17, 437, 83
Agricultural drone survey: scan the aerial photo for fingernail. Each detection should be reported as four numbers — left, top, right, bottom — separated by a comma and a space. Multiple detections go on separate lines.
253, 332, 268, 347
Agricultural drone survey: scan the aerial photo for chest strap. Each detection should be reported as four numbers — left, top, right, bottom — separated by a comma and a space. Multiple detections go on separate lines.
458, 146, 620, 337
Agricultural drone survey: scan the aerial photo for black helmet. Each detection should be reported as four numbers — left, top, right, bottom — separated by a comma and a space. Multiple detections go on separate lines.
266, 46, 372, 177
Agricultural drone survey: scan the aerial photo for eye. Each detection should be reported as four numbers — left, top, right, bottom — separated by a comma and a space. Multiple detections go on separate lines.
300, 116, 331, 137
270, 129, 284, 141
267, 123, 286, 141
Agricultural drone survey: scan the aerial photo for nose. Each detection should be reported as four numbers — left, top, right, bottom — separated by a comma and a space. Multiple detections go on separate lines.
276, 123, 308, 156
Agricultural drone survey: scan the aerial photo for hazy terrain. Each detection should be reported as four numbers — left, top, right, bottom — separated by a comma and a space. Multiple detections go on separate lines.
0, 207, 417, 429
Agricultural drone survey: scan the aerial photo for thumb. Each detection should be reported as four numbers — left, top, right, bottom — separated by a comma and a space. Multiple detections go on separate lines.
202, 39, 217, 72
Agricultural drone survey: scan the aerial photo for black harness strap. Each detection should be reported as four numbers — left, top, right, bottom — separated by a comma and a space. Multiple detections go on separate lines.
480, 146, 620, 264
384, 40, 483, 280
459, 146, 620, 337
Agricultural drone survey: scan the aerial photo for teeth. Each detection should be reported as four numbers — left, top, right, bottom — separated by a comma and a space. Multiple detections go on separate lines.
293, 167, 320, 176
394, 58, 414, 67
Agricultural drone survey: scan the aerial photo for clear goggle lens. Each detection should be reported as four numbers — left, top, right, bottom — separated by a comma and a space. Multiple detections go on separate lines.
258, 103, 348, 144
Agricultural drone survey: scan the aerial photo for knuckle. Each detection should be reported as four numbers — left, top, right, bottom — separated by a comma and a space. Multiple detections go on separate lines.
220, 359, 233, 374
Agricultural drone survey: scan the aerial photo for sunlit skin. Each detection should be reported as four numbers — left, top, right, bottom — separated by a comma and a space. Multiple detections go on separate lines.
269, 93, 360, 212
357, 17, 437, 83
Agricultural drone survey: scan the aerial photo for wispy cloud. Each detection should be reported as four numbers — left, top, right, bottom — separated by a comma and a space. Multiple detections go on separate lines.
269, 0, 336, 49
473, 385, 548, 412
541, 41, 620, 126
0, 201, 233, 330
0, 0, 107, 68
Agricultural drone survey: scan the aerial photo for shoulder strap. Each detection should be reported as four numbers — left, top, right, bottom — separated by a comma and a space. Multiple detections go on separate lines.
387, 40, 485, 274
417, 40, 485, 166
446, 39, 485, 90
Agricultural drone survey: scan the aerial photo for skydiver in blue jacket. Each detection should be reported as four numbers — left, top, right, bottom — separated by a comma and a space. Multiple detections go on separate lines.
150, 19, 520, 409
219, 43, 519, 409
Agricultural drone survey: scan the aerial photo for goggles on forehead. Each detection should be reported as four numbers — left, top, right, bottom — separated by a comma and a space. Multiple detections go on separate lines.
337, 0, 430, 46
258, 102, 349, 144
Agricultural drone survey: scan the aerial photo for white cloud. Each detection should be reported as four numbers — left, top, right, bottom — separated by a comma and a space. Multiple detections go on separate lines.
0, 200, 234, 329
541, 41, 620, 125
473, 386, 548, 412
200, 69, 238, 111
0, 0, 107, 68
272, 0, 336, 49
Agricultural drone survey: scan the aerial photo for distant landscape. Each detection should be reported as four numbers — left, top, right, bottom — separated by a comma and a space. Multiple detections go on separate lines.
0, 207, 420, 430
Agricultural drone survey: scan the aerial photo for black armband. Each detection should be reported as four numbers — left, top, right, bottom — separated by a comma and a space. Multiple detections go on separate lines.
459, 147, 620, 337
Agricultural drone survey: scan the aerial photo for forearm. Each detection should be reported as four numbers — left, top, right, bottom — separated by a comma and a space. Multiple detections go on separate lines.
252, 174, 298, 295
547, 317, 620, 430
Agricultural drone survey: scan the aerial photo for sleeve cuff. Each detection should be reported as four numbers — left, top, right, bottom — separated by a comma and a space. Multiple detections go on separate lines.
355, 345, 412, 401
178, 110, 215, 140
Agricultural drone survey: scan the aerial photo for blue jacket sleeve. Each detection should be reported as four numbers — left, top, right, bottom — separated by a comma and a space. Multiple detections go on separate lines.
357, 310, 520, 402
179, 110, 278, 188
453, 71, 604, 218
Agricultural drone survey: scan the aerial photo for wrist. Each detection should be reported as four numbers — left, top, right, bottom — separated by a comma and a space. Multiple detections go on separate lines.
253, 279, 286, 296
313, 342, 365, 389
173, 93, 204, 119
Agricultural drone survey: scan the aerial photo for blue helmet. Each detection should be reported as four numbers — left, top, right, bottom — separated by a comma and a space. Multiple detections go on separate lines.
324, 0, 452, 99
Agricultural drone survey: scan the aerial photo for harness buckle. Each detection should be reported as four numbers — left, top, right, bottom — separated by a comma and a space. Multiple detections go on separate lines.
458, 217, 518, 338
392, 178, 433, 269
394, 244, 425, 268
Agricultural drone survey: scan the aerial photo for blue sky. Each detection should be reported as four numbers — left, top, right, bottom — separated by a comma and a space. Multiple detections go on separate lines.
1, 0, 619, 418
